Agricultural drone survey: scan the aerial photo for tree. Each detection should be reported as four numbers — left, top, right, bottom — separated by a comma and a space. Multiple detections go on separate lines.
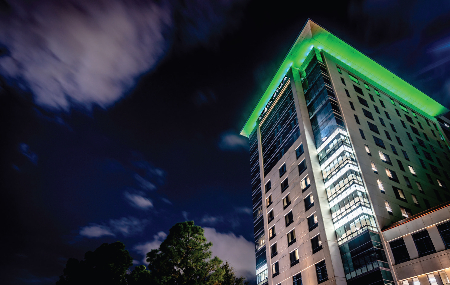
220, 262, 249, 285
127, 265, 152, 285
146, 221, 224, 285
56, 241, 133, 285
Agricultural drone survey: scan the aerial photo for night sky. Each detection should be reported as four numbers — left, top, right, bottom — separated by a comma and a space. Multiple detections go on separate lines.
1, 0, 450, 284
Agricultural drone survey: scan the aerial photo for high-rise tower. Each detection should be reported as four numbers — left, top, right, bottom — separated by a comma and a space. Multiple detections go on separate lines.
242, 20, 450, 285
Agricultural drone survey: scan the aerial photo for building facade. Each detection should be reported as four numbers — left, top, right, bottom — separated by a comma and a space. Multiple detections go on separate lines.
242, 20, 450, 285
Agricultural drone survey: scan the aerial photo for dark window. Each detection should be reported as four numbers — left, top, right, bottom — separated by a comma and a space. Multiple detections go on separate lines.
426, 173, 434, 184
349, 101, 355, 110
431, 145, 436, 153
396, 136, 403, 146
311, 235, 323, 254
354, 85, 364, 95
285, 211, 294, 227
380, 100, 386, 108
298, 160, 307, 175
293, 272, 302, 285
373, 136, 385, 149
271, 243, 277, 258
424, 199, 430, 208
315, 260, 328, 284
283, 194, 291, 209
345, 89, 350, 97
396, 109, 401, 117
296, 144, 304, 158
431, 129, 436, 137
354, 114, 360, 124
397, 159, 405, 171
265, 181, 271, 193
287, 229, 296, 246
390, 238, 410, 264
413, 145, 419, 154
405, 114, 414, 124
308, 214, 318, 231
379, 117, 386, 126
407, 132, 413, 141
419, 159, 427, 169
434, 189, 442, 200
430, 164, 440, 175
279, 164, 287, 177
391, 144, 398, 155
436, 157, 442, 166
358, 96, 369, 107
418, 121, 423, 129
374, 105, 380, 113
304, 195, 314, 211
267, 211, 274, 223
368, 122, 379, 134
412, 230, 436, 257
411, 126, 419, 136
423, 132, 429, 141
404, 176, 412, 188
341, 77, 346, 85
385, 130, 392, 140
402, 150, 409, 161
423, 150, 433, 161
401, 120, 407, 129
437, 221, 450, 249
272, 261, 279, 277
386, 168, 399, 182
281, 178, 289, 192
290, 249, 299, 266
390, 123, 397, 133
363, 109, 373, 120
369, 94, 375, 102
360, 129, 366, 140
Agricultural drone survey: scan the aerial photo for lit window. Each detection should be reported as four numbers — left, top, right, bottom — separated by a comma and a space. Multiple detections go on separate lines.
385, 201, 392, 213
269, 226, 276, 240
428, 274, 438, 285
372, 162, 378, 173
379, 151, 391, 164
365, 145, 371, 155
266, 195, 272, 207
272, 262, 279, 277
301, 175, 311, 192
437, 179, 444, 188
311, 234, 323, 254
386, 168, 393, 178
400, 207, 409, 218
412, 194, 419, 205
416, 181, 423, 192
349, 74, 359, 84
336, 66, 342, 74
413, 277, 420, 285
408, 165, 416, 176
287, 229, 296, 246
290, 249, 300, 266
285, 211, 294, 227
377, 179, 384, 193
397, 188, 406, 199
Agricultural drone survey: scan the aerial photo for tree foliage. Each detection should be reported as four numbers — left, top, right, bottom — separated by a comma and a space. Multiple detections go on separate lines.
146, 221, 224, 285
221, 262, 249, 285
56, 241, 133, 285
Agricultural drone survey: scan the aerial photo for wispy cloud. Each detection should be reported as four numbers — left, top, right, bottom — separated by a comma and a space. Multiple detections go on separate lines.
203, 227, 255, 280
218, 131, 248, 151
200, 214, 223, 225
19, 143, 38, 164
124, 191, 153, 210
234, 207, 252, 215
134, 231, 167, 264
0, 0, 245, 110
182, 211, 189, 220
79, 217, 147, 238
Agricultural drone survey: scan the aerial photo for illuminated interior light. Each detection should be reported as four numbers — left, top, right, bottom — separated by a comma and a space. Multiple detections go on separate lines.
328, 184, 365, 207
333, 206, 374, 229
324, 164, 360, 188
316, 128, 348, 153
320, 145, 354, 170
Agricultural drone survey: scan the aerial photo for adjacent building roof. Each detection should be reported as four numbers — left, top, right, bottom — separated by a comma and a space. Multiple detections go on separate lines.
240, 19, 448, 137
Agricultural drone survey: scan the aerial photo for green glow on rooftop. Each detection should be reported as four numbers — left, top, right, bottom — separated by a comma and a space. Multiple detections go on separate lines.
240, 20, 448, 137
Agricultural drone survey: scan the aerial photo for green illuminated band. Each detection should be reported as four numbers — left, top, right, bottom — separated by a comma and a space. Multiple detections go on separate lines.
240, 20, 448, 137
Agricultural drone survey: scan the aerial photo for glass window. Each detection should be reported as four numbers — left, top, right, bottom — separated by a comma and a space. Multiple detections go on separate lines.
365, 145, 371, 155
396, 109, 401, 117
389, 238, 410, 264
279, 163, 287, 177
379, 151, 391, 164
349, 101, 355, 110
272, 261, 279, 277
394, 187, 407, 201
308, 214, 318, 231
283, 194, 291, 209
374, 105, 380, 113
428, 274, 439, 285
315, 260, 328, 284
287, 229, 296, 245
416, 181, 423, 193
400, 207, 409, 218
391, 144, 398, 155
341, 77, 346, 85
293, 272, 302, 285
412, 194, 419, 205
368, 121, 379, 134
412, 230, 436, 257
413, 145, 419, 154
296, 144, 304, 158
269, 226, 276, 240
418, 121, 423, 129
311, 235, 323, 254
345, 89, 351, 97
390, 123, 397, 133
354, 114, 360, 124
404, 176, 412, 188
290, 249, 299, 266
358, 96, 369, 107
402, 150, 409, 160
265, 181, 271, 193
385, 200, 393, 213
298, 159, 307, 175
397, 159, 405, 171
363, 108, 374, 120
386, 168, 399, 182
301, 175, 311, 192
359, 129, 366, 140
364, 83, 370, 90
268, 211, 274, 223
401, 120, 407, 129
437, 221, 450, 249
385, 130, 392, 140
380, 100, 386, 108
379, 117, 385, 126
408, 165, 416, 176
417, 137, 426, 147
354, 85, 364, 95
281, 178, 289, 192
396, 136, 403, 146
419, 159, 427, 169
349, 74, 359, 84
304, 194, 314, 211
285, 211, 294, 227
377, 179, 384, 193
271, 243, 277, 258
266, 195, 272, 207
407, 132, 413, 141
337, 66, 342, 74
372, 162, 378, 173
373, 136, 385, 148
